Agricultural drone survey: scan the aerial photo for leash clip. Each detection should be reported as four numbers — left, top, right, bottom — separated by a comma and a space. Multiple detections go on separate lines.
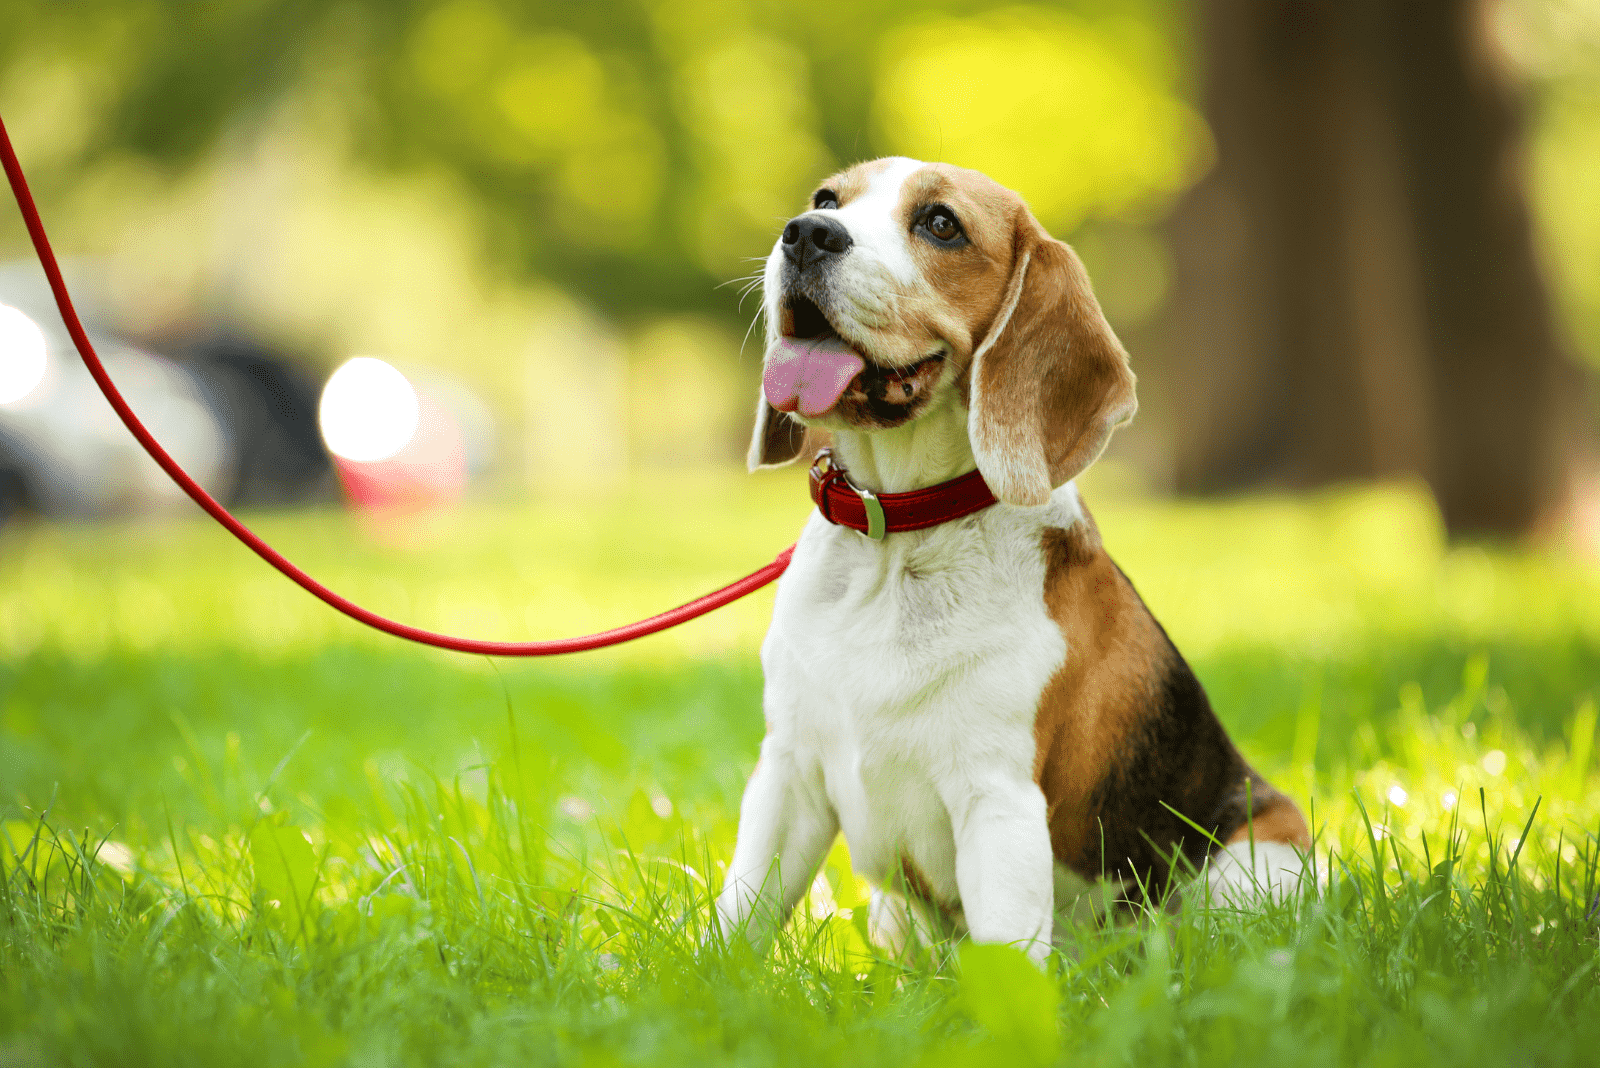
810, 449, 887, 541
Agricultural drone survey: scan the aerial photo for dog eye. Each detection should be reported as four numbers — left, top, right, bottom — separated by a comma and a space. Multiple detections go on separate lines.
915, 205, 966, 247
813, 189, 839, 210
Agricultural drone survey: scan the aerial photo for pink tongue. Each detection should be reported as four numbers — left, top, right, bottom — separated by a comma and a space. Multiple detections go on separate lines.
763, 336, 865, 418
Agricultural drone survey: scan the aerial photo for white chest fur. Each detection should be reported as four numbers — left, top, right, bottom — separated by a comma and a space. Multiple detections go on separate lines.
758, 487, 1080, 903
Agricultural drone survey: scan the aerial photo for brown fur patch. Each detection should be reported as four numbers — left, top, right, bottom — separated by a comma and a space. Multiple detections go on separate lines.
893, 853, 955, 912
1225, 791, 1312, 850
1032, 515, 1165, 874
1033, 512, 1309, 898
893, 165, 1024, 364
969, 235, 1137, 506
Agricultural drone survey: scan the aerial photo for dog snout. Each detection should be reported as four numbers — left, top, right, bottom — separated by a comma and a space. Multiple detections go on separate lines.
781, 214, 853, 272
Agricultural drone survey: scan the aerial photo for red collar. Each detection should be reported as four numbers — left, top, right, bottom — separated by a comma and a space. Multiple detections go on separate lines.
807, 448, 998, 541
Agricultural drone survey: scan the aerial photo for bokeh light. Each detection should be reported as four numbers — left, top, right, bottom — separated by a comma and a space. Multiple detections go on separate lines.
318, 356, 420, 462
0, 303, 47, 406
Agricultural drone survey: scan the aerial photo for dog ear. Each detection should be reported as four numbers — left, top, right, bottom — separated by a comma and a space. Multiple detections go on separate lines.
747, 397, 824, 471
967, 228, 1137, 506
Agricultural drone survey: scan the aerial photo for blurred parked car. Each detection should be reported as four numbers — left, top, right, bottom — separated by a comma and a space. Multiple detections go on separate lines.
0, 261, 332, 523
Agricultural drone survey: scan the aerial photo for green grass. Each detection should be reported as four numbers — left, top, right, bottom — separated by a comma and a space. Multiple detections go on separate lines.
3, 470, 1599, 1067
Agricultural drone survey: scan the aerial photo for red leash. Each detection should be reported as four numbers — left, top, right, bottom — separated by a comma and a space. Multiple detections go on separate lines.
0, 114, 793, 656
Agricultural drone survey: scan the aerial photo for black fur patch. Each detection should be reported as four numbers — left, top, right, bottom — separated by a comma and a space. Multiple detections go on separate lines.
1078, 569, 1269, 903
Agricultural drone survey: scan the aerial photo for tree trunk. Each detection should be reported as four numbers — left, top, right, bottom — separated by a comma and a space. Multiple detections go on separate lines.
1165, 0, 1578, 537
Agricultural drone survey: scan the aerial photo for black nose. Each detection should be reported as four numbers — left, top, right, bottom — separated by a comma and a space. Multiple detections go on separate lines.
781, 213, 853, 270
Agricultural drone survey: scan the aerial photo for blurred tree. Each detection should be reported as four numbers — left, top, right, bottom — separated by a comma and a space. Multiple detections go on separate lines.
1165, 0, 1585, 537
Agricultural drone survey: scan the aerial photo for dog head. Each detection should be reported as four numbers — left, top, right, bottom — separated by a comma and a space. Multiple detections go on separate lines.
748, 157, 1136, 506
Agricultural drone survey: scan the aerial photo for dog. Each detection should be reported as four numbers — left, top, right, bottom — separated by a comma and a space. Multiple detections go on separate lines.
714, 157, 1310, 962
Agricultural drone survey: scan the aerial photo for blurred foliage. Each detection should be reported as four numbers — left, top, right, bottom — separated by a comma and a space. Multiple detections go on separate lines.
875, 9, 1205, 233
1501, 0, 1600, 370
0, 0, 1195, 320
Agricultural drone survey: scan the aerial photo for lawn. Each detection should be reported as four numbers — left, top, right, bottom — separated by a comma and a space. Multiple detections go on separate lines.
2, 468, 1598, 1067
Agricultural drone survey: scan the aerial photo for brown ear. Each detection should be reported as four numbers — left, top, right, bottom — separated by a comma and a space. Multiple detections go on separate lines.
747, 396, 825, 471
967, 230, 1137, 506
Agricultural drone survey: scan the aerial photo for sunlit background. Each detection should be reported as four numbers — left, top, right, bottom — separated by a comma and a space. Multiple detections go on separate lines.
0, 0, 1592, 535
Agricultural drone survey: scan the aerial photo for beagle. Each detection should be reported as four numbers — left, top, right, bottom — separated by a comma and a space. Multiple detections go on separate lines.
715, 157, 1310, 962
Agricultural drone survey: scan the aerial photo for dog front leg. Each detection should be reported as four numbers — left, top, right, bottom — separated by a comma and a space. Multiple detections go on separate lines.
947, 777, 1054, 963
714, 743, 837, 952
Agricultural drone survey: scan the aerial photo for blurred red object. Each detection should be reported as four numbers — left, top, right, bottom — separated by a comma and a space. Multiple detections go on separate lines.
333, 394, 465, 508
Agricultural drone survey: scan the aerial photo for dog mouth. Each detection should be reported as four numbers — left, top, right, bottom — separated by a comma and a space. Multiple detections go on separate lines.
765, 295, 945, 420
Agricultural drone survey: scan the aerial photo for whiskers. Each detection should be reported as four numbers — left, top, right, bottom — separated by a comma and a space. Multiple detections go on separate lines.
739, 301, 768, 359
735, 275, 766, 303
717, 257, 773, 359
717, 261, 769, 308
